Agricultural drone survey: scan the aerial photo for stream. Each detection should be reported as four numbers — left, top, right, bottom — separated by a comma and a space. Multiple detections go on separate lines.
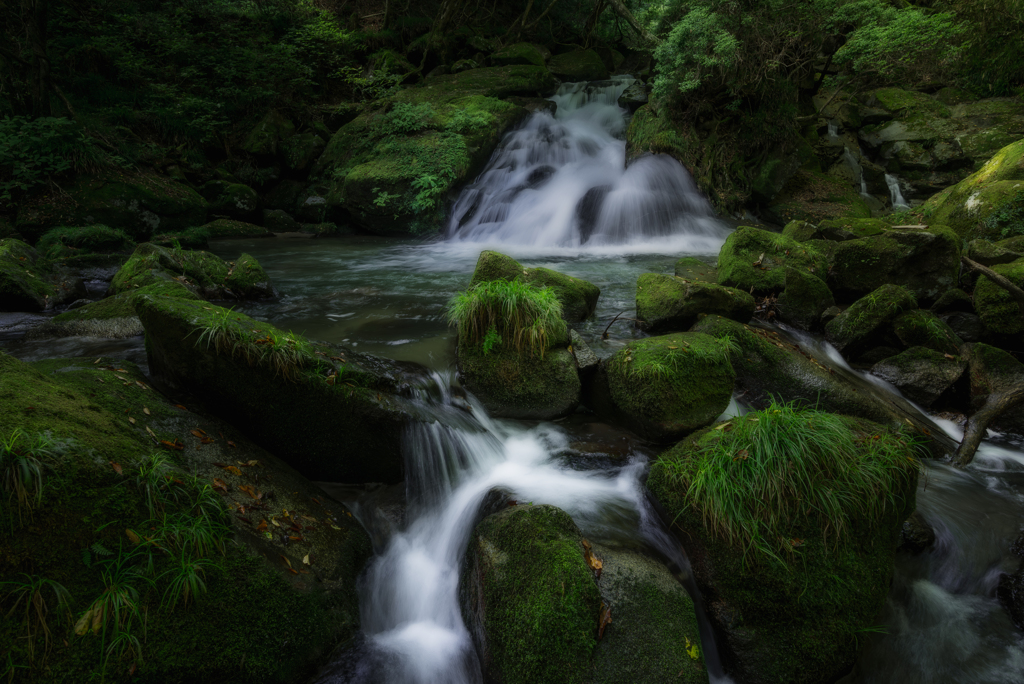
1, 79, 1022, 683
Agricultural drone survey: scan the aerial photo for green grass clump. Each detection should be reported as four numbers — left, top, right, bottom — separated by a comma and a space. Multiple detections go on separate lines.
447, 279, 567, 359
655, 402, 921, 564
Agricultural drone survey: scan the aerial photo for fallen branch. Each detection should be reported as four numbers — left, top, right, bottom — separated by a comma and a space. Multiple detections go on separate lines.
963, 255, 1024, 320
954, 386, 1024, 467
604, 0, 660, 45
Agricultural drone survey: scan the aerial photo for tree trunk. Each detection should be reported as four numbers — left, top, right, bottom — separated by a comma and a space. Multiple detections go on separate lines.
605, 0, 659, 45
954, 386, 1024, 467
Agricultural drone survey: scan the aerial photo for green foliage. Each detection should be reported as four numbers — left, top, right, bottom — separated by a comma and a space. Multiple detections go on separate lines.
654, 402, 921, 564
0, 117, 104, 204
447, 279, 567, 359
0, 574, 72, 670
0, 429, 54, 526
981, 188, 1024, 239
940, 0, 1024, 96
482, 324, 503, 355
379, 102, 435, 135
626, 335, 739, 382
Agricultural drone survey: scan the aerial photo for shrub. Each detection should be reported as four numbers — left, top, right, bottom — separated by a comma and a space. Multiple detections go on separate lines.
654, 402, 921, 564
0, 117, 103, 205
447, 279, 567, 359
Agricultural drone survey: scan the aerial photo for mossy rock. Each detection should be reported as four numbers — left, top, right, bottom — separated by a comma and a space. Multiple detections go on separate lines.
967, 237, 1024, 267
0, 352, 371, 684
468, 250, 600, 324
674, 256, 717, 282
588, 333, 735, 443
0, 238, 59, 311
15, 171, 208, 244
997, 235, 1024, 253
892, 309, 964, 356
690, 316, 895, 425
457, 343, 580, 420
964, 343, 1024, 432
588, 543, 708, 684
780, 220, 821, 242
973, 257, 1024, 338
647, 415, 916, 684
110, 243, 274, 301
815, 217, 891, 241
280, 132, 326, 173
751, 140, 816, 204
825, 284, 918, 358
202, 219, 273, 240
826, 226, 960, 305
490, 42, 547, 68
716, 226, 828, 295
242, 109, 296, 156
461, 504, 601, 684
635, 273, 754, 333
871, 346, 966, 408
548, 50, 609, 82
35, 225, 135, 260
136, 295, 419, 484
201, 181, 261, 221
931, 288, 974, 314
32, 281, 198, 339
764, 169, 872, 226
776, 267, 835, 331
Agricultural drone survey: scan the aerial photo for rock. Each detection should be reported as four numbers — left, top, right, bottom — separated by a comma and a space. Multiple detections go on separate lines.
548, 50, 609, 82
931, 288, 974, 314
0, 239, 85, 312
820, 305, 841, 327
998, 570, 1024, 631
892, 309, 964, 355
110, 243, 274, 301
264, 179, 306, 211
281, 132, 326, 173
201, 181, 261, 221
716, 226, 828, 295
451, 58, 478, 73
136, 295, 420, 483
201, 219, 273, 240
570, 329, 600, 382
899, 511, 936, 554
763, 169, 872, 225
826, 225, 960, 305
16, 170, 207, 243
636, 273, 754, 333
0, 351, 371, 683
967, 238, 1024, 266
264, 208, 302, 233
461, 504, 601, 684
941, 311, 985, 343
674, 257, 717, 282
469, 250, 600, 324
776, 267, 835, 331
965, 342, 1024, 433
871, 347, 966, 407
296, 186, 331, 223
242, 109, 296, 157
780, 220, 821, 242
490, 42, 547, 67
647, 410, 917, 684
751, 140, 817, 205
825, 284, 918, 357
617, 81, 648, 112
588, 332, 735, 443
973, 257, 1024, 339
589, 542, 708, 684
814, 217, 891, 241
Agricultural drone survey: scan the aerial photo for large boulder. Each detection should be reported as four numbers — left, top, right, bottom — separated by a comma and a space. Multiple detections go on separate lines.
587, 333, 736, 443
490, 42, 547, 68
674, 257, 717, 282
281, 132, 327, 173
458, 342, 581, 420
762, 168, 873, 226
136, 295, 418, 483
775, 266, 835, 331
826, 226, 960, 305
242, 109, 296, 157
461, 504, 602, 684
824, 284, 919, 358
16, 171, 208, 243
0, 238, 85, 311
313, 66, 554, 236
647, 407, 918, 684
973, 257, 1024, 340
201, 181, 261, 222
201, 218, 273, 240
716, 226, 828, 295
0, 351, 371, 683
871, 347, 967, 408
548, 50, 609, 81
469, 250, 600, 324
965, 343, 1024, 434
34, 224, 136, 261
110, 243, 274, 301
892, 309, 964, 356
635, 273, 754, 333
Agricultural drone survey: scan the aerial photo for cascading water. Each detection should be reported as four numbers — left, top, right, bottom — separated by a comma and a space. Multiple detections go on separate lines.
885, 173, 912, 210
444, 77, 728, 252
843, 146, 873, 199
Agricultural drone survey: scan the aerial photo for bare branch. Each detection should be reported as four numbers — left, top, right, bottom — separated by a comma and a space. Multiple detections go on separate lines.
963, 255, 1024, 320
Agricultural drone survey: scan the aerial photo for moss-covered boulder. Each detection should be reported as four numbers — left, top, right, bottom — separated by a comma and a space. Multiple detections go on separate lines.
469, 250, 600, 324
136, 295, 422, 483
16, 171, 208, 243
0, 351, 372, 684
313, 68, 553, 235
825, 285, 919, 358
932, 288, 975, 314
826, 226, 959, 305
871, 346, 966, 407
280, 132, 326, 173
815, 217, 891, 241
966, 237, 1024, 266
776, 267, 835, 331
110, 243, 274, 301
647, 408, 918, 684
0, 238, 85, 311
548, 50, 609, 82
674, 257, 717, 282
458, 342, 581, 420
201, 219, 273, 240
242, 109, 296, 157
973, 257, 1024, 339
763, 169, 872, 225
635, 273, 754, 333
588, 333, 735, 443
965, 342, 1024, 434
490, 42, 547, 67
588, 543, 708, 684
892, 309, 964, 355
35, 225, 135, 261
461, 504, 601, 684
716, 226, 828, 295
201, 181, 261, 222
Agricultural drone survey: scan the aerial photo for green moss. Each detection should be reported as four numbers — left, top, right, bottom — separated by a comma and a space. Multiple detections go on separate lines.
825, 284, 918, 356
817, 218, 891, 239
52, 281, 197, 324
110, 243, 272, 300
776, 266, 834, 330
893, 309, 963, 355
457, 344, 580, 420
200, 219, 271, 240
974, 257, 1024, 336
0, 238, 56, 311
548, 50, 608, 82
35, 225, 135, 260
765, 169, 872, 225
490, 42, 547, 68
674, 257, 717, 282
872, 88, 951, 119
716, 226, 828, 295
967, 342, 1024, 397
635, 273, 754, 333
466, 505, 600, 684
871, 346, 965, 407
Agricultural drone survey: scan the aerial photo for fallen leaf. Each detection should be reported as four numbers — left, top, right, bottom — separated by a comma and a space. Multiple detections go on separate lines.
93, 358, 101, 364
238, 484, 261, 500
280, 555, 292, 569
271, 518, 281, 527
190, 429, 207, 438
128, 417, 136, 425
212, 478, 228, 493
311, 497, 321, 505
145, 426, 157, 439
598, 603, 612, 639
329, 522, 342, 531
733, 449, 749, 462
227, 440, 237, 448
160, 439, 184, 451
143, 407, 151, 415
713, 422, 732, 431
246, 459, 259, 467
174, 404, 188, 411
110, 461, 123, 476
257, 520, 268, 532
222, 465, 243, 476
286, 568, 299, 575
789, 538, 804, 547
126, 529, 140, 544
686, 635, 700, 661
288, 536, 302, 542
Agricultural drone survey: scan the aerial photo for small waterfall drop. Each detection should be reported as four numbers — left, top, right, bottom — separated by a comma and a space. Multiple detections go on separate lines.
886, 173, 911, 210
827, 121, 839, 139
445, 77, 728, 251
843, 146, 872, 199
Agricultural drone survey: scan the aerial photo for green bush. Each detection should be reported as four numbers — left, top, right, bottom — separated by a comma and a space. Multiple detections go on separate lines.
447, 279, 567, 359
0, 117, 103, 204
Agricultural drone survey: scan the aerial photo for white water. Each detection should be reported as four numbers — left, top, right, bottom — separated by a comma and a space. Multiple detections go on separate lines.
886, 173, 912, 210
843, 146, 873, 199
444, 77, 729, 253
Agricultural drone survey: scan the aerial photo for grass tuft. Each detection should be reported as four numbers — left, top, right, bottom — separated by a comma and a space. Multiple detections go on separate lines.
447, 279, 567, 359
655, 401, 922, 564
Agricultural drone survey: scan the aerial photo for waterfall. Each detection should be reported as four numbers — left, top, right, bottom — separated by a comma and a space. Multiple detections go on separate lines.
827, 121, 839, 139
842, 146, 872, 199
444, 77, 728, 252
886, 173, 911, 210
